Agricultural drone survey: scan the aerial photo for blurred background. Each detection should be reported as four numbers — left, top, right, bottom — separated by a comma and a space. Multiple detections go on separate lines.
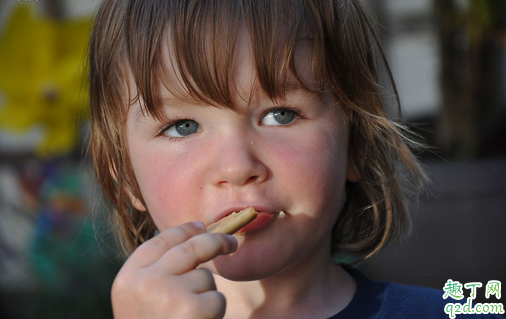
0, 0, 504, 318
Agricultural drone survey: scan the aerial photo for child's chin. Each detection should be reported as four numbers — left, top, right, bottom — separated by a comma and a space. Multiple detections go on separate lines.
211, 253, 285, 282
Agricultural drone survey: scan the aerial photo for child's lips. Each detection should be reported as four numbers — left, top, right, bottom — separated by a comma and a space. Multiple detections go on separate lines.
213, 206, 270, 223
210, 206, 285, 234
237, 211, 277, 233
212, 206, 284, 227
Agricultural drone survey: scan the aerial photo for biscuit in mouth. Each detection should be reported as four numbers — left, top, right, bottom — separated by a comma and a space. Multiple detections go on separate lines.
207, 207, 258, 235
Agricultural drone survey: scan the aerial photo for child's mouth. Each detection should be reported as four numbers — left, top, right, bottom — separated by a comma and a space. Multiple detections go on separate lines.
236, 210, 286, 234
208, 208, 286, 235
207, 207, 258, 234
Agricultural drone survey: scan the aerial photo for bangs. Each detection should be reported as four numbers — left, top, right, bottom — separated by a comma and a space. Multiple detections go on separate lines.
124, 0, 346, 119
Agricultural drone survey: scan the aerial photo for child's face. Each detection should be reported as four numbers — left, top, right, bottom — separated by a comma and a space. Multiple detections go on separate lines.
124, 32, 358, 280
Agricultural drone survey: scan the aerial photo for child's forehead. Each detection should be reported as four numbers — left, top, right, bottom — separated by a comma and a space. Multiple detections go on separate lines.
152, 29, 316, 105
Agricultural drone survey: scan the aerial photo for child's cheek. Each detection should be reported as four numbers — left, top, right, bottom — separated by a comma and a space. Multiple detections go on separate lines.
131, 147, 207, 230
268, 125, 348, 193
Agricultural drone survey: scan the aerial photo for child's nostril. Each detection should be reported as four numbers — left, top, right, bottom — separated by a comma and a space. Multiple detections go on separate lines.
246, 175, 258, 184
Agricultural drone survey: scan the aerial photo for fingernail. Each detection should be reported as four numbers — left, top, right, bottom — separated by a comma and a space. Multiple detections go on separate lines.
192, 221, 205, 231
227, 235, 238, 251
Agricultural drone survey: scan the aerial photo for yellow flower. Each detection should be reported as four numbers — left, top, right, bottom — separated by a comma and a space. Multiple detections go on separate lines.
0, 5, 91, 156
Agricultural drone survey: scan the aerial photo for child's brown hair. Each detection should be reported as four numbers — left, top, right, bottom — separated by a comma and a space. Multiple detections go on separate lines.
89, 0, 427, 261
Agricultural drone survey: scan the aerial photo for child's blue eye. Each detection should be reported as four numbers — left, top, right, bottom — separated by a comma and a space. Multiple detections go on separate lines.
164, 120, 199, 137
261, 109, 296, 126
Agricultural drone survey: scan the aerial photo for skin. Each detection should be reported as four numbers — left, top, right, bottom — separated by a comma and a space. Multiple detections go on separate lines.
113, 29, 360, 319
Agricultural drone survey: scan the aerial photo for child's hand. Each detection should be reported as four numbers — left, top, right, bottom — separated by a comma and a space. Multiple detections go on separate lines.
111, 221, 238, 319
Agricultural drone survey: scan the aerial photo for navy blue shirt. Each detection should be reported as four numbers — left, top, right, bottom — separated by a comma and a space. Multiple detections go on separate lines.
329, 269, 504, 318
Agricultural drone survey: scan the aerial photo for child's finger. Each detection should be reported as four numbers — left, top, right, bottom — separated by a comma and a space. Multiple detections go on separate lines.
123, 221, 206, 270
177, 268, 217, 293
160, 232, 237, 275
197, 291, 227, 319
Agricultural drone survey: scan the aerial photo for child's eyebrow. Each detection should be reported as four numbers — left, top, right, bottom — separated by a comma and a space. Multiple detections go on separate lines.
159, 95, 210, 108
133, 107, 152, 124
282, 86, 321, 101
133, 95, 207, 124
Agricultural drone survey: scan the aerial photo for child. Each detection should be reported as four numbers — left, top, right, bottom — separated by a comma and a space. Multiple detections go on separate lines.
88, 0, 502, 318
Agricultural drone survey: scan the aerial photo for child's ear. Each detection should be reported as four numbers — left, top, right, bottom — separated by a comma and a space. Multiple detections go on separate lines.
346, 160, 361, 182
124, 187, 147, 212
109, 162, 147, 211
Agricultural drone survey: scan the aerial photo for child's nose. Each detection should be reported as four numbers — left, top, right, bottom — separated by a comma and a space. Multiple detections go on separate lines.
211, 139, 268, 187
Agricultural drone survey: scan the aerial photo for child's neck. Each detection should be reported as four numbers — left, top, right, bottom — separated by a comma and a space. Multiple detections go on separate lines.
214, 247, 356, 319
